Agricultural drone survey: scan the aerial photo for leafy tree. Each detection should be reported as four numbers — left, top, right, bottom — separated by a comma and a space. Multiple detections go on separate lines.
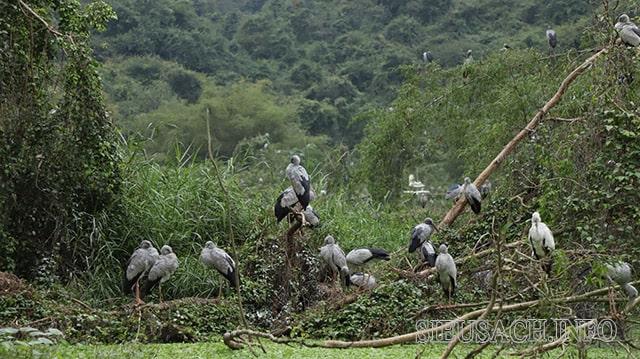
0, 0, 119, 279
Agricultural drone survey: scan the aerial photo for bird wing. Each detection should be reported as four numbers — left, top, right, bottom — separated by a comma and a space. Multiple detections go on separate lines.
409, 224, 426, 253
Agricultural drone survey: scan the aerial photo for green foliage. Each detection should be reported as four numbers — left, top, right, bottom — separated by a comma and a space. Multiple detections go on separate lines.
0, 327, 63, 358
0, 0, 120, 279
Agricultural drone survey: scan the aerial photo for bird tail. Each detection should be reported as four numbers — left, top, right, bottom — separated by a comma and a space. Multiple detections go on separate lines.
224, 269, 240, 288
141, 278, 160, 297
470, 200, 481, 214
369, 248, 390, 261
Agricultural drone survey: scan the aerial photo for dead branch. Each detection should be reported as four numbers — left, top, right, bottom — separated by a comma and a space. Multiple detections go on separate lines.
438, 48, 608, 228
223, 329, 323, 350
547, 117, 581, 123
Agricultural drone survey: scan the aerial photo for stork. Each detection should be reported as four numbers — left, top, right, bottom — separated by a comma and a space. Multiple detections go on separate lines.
319, 235, 350, 288
409, 217, 438, 266
546, 26, 557, 55
200, 240, 239, 298
123, 240, 159, 306
346, 247, 390, 274
142, 245, 179, 303
615, 14, 640, 47
435, 244, 457, 300
528, 212, 555, 275
462, 177, 482, 214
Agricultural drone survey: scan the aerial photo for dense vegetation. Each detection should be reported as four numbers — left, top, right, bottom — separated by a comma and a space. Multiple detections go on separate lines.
2, 0, 640, 357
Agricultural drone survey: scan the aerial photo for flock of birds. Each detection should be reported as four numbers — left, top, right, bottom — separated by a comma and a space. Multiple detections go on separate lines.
422, 13, 640, 68
122, 18, 640, 302
122, 155, 637, 308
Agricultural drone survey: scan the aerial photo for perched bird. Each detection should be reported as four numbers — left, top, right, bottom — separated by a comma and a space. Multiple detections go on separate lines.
419, 240, 438, 268
546, 26, 557, 54
464, 49, 474, 65
605, 261, 638, 299
200, 240, 239, 298
408, 174, 425, 189
462, 177, 482, 214
319, 235, 350, 287
423, 50, 434, 63
274, 187, 319, 227
615, 14, 640, 47
286, 155, 311, 211
349, 272, 376, 291
346, 247, 390, 273
142, 245, 179, 303
408, 217, 437, 254
480, 181, 492, 199
123, 240, 160, 306
445, 183, 462, 202
435, 244, 457, 300
528, 212, 555, 275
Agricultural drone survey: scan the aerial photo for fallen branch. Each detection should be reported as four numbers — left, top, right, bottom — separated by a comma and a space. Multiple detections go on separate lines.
223, 329, 323, 349
438, 48, 608, 228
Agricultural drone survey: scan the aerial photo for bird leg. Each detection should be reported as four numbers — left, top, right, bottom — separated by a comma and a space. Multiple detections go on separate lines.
158, 284, 164, 304
134, 281, 145, 306
218, 276, 223, 300
292, 203, 308, 227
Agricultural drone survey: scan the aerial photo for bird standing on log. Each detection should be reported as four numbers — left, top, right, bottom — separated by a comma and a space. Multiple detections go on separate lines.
123, 240, 159, 306
142, 245, 179, 303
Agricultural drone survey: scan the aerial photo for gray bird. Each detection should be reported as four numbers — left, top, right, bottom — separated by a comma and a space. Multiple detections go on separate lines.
349, 272, 376, 291
346, 247, 390, 273
123, 240, 159, 305
462, 177, 482, 214
423, 50, 434, 64
142, 245, 179, 303
319, 235, 350, 287
615, 14, 640, 47
528, 212, 555, 275
274, 186, 319, 227
546, 26, 557, 54
286, 155, 311, 211
408, 217, 438, 263
606, 261, 638, 299
200, 240, 239, 298
464, 49, 473, 65
435, 244, 457, 300
480, 181, 492, 199
419, 240, 438, 268
445, 183, 462, 202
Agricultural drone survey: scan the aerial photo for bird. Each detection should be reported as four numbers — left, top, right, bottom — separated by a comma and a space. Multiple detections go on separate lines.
408, 174, 425, 190
419, 240, 438, 268
423, 50, 434, 63
409, 217, 437, 254
435, 244, 457, 300
346, 247, 390, 273
349, 272, 376, 291
464, 49, 474, 65
615, 14, 640, 47
319, 235, 350, 287
274, 186, 319, 227
605, 261, 638, 299
200, 240, 239, 298
480, 181, 492, 199
123, 240, 160, 306
462, 177, 482, 214
142, 245, 179, 303
501, 43, 512, 51
546, 26, 557, 54
285, 155, 311, 211
445, 183, 462, 202
528, 212, 555, 275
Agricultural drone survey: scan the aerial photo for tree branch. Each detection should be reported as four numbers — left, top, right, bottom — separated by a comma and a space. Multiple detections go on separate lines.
438, 48, 608, 228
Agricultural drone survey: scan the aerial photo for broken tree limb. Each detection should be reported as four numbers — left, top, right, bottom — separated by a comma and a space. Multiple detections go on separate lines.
438, 48, 608, 228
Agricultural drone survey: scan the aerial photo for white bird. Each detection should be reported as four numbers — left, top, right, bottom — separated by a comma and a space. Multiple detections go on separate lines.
546, 26, 557, 55
319, 235, 350, 287
480, 181, 492, 199
274, 187, 319, 227
423, 50, 434, 63
200, 240, 239, 298
528, 212, 555, 275
408, 174, 425, 189
408, 218, 438, 264
445, 183, 462, 202
286, 155, 311, 211
346, 247, 390, 273
123, 240, 159, 305
462, 177, 482, 214
464, 49, 473, 65
349, 272, 376, 291
142, 245, 179, 303
615, 14, 640, 47
435, 244, 457, 300
606, 261, 638, 299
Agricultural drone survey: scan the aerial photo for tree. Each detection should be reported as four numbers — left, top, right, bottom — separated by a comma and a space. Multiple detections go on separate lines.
0, 0, 120, 279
